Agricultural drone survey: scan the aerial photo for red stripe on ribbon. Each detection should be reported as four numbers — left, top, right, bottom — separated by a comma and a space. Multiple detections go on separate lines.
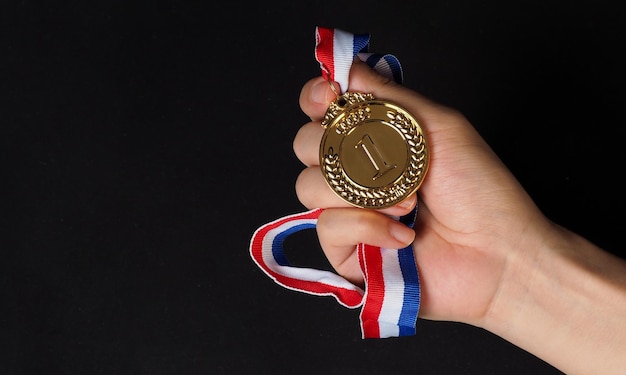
359, 243, 386, 338
315, 27, 335, 83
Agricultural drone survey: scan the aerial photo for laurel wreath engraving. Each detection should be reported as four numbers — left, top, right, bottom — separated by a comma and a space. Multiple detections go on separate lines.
323, 107, 428, 208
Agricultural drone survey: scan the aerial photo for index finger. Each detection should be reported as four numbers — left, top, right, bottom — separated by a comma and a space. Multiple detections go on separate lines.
298, 77, 340, 121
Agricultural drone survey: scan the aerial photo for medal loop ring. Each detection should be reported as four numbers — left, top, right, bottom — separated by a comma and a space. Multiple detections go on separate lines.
327, 78, 340, 101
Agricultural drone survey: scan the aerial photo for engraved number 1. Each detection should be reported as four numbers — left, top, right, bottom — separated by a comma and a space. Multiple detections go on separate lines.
355, 134, 396, 180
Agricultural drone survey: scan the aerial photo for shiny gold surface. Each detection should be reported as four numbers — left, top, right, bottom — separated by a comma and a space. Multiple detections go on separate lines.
319, 92, 429, 209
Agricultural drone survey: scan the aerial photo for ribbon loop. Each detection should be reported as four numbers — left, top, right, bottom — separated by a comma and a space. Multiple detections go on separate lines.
249, 208, 365, 308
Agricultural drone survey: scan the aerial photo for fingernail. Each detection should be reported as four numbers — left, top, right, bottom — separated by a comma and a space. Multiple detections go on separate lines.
397, 194, 417, 210
311, 79, 329, 104
389, 222, 415, 245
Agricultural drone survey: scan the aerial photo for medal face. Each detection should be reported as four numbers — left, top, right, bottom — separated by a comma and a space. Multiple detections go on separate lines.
320, 92, 429, 209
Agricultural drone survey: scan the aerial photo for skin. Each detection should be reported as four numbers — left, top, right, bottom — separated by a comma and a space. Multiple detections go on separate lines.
292, 59, 626, 374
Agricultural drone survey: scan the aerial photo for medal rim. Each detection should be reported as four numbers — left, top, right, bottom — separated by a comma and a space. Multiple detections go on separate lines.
319, 95, 429, 209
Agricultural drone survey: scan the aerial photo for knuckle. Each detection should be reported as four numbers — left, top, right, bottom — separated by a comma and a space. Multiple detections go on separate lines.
352, 212, 380, 238
294, 172, 314, 209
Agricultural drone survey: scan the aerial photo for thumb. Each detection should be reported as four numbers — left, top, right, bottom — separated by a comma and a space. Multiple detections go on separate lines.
347, 59, 453, 132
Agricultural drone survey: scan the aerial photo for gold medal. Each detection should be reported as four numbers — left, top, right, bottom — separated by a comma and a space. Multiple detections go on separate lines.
319, 92, 429, 209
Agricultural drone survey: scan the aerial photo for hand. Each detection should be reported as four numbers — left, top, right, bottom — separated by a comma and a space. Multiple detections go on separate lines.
293, 59, 626, 375
293, 59, 551, 326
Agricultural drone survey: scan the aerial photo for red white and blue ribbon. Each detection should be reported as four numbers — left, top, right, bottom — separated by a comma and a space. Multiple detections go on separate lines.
249, 208, 365, 308
357, 211, 421, 338
249, 27, 420, 338
249, 207, 420, 338
314, 27, 404, 93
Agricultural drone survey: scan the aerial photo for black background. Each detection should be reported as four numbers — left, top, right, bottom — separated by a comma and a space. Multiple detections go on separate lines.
2, 1, 625, 374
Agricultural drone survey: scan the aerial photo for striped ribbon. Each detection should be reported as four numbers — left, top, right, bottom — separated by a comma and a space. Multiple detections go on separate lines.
250, 208, 364, 309
357, 212, 421, 338
249, 206, 420, 338
249, 27, 420, 338
314, 27, 403, 93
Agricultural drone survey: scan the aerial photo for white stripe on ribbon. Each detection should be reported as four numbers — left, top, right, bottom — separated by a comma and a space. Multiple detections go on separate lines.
377, 247, 406, 338
332, 29, 358, 93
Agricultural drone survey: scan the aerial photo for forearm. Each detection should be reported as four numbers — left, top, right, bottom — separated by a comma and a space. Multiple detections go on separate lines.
484, 223, 626, 375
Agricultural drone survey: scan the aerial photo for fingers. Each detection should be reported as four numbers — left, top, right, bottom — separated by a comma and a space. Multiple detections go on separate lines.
293, 121, 323, 167
299, 77, 340, 121
299, 59, 450, 126
295, 166, 418, 217
318, 208, 416, 247
317, 208, 416, 285
295, 58, 442, 216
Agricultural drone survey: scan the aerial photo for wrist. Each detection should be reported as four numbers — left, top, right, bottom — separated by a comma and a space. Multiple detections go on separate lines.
482, 221, 626, 374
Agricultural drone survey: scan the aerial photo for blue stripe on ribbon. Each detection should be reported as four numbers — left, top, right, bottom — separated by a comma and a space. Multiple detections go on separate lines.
397, 246, 420, 336
352, 33, 370, 56
272, 223, 317, 266
364, 53, 404, 85
397, 205, 420, 335
383, 54, 404, 84
364, 54, 383, 74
